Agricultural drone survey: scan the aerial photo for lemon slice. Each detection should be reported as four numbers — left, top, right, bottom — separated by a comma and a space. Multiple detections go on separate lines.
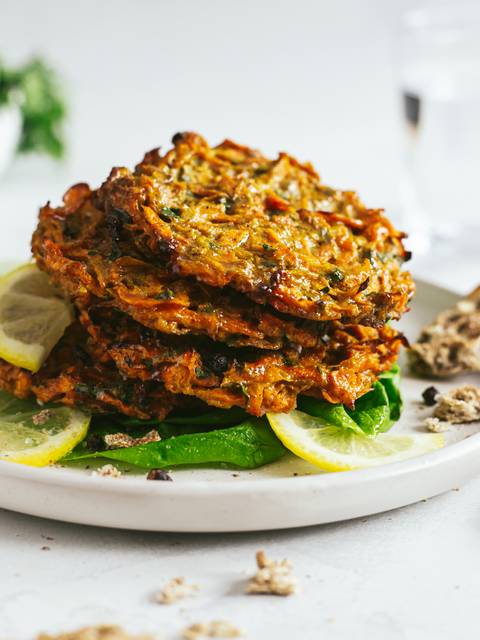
0, 390, 90, 466
0, 263, 74, 372
267, 410, 444, 471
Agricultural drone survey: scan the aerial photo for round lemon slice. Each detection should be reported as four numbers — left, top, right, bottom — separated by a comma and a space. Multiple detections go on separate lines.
0, 263, 74, 372
0, 390, 90, 466
267, 410, 444, 472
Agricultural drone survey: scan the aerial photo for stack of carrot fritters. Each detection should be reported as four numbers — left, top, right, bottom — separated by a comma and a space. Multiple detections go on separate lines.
0, 133, 414, 419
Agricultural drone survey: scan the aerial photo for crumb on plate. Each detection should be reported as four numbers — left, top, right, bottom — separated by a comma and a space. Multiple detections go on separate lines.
104, 430, 161, 449
433, 385, 480, 423
92, 464, 122, 478
146, 469, 172, 481
425, 417, 450, 433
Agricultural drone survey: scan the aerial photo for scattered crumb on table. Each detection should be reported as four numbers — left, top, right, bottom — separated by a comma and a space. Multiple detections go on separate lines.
37, 625, 154, 640
182, 621, 242, 639
154, 576, 198, 604
245, 549, 298, 596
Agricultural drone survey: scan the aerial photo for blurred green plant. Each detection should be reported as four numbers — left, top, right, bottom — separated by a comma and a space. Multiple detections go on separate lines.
0, 57, 67, 158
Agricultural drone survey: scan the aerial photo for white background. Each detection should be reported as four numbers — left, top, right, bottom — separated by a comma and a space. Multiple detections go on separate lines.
0, 1, 479, 638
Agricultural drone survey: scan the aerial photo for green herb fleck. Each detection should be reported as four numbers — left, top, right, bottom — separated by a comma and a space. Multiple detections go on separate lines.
318, 228, 331, 243
327, 268, 344, 285
220, 196, 235, 213
143, 358, 154, 370
154, 289, 174, 301
200, 303, 215, 313
362, 248, 376, 265
159, 207, 181, 221
239, 383, 250, 399
74, 383, 91, 395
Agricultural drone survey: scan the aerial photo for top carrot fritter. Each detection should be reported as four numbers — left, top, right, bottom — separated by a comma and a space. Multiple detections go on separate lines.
97, 132, 414, 325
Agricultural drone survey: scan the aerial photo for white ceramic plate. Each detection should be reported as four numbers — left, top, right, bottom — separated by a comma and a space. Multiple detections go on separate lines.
0, 279, 479, 532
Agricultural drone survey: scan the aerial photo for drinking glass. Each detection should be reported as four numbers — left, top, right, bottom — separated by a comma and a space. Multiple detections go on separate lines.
398, 4, 480, 257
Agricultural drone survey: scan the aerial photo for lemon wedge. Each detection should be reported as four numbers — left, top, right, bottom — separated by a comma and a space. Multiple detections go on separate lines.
267, 410, 444, 471
0, 263, 73, 372
0, 390, 90, 466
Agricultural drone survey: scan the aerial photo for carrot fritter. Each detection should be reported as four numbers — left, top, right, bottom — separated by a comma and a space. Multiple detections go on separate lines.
0, 323, 178, 420
78, 304, 403, 416
32, 183, 328, 350
97, 132, 414, 325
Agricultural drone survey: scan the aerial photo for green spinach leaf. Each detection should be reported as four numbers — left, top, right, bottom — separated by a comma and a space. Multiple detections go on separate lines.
62, 418, 286, 469
298, 365, 402, 437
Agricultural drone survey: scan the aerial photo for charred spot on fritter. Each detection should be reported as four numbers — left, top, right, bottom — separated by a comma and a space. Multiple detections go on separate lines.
203, 352, 231, 376
357, 277, 370, 293
172, 131, 188, 145
370, 292, 393, 309
157, 237, 178, 259
75, 345, 92, 366
270, 269, 285, 290
104, 209, 131, 260
105, 209, 131, 242
86, 433, 106, 452
62, 212, 84, 240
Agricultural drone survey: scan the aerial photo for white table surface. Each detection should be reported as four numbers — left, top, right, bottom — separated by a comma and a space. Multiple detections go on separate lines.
1, 481, 479, 640
1, 1, 480, 637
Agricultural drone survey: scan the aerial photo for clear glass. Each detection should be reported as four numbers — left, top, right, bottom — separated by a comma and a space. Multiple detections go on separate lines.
398, 3, 480, 256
